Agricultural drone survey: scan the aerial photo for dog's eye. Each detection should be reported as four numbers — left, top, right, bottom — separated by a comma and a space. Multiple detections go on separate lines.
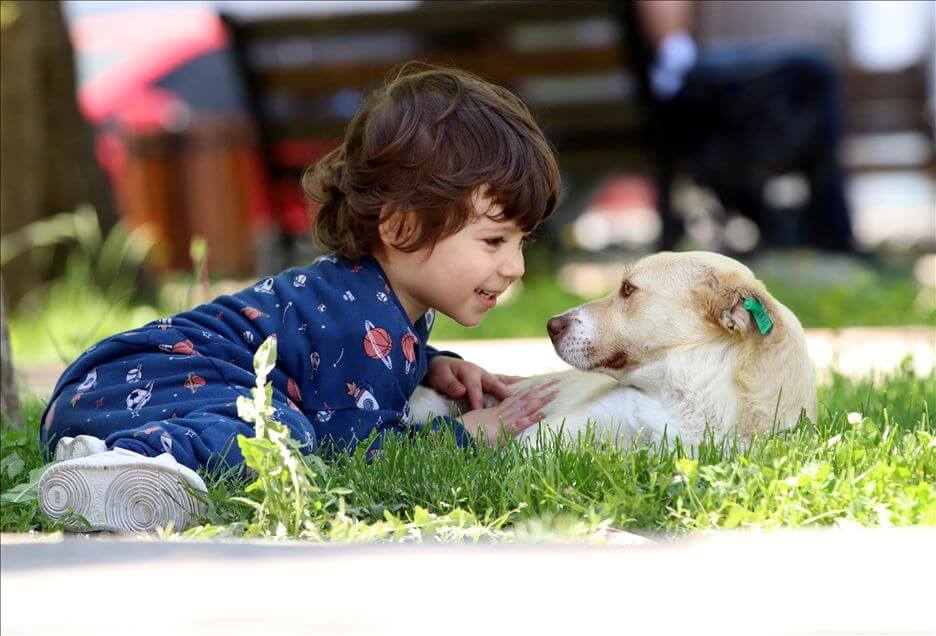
620, 280, 636, 298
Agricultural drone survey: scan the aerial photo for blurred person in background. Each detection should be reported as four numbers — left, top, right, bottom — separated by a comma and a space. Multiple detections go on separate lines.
628, 0, 855, 253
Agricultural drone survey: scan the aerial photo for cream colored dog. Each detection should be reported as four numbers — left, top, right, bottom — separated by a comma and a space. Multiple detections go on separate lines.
409, 251, 817, 447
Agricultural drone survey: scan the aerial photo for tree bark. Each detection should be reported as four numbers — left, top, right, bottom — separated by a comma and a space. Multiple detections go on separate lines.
0, 0, 116, 311
0, 277, 24, 428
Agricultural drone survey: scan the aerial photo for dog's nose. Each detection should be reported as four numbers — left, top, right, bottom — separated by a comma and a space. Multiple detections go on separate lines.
547, 315, 570, 339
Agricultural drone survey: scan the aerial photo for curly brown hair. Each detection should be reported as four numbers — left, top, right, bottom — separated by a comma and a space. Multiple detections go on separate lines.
302, 63, 561, 260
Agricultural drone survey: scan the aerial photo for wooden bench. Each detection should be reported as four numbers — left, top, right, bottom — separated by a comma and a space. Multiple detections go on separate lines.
220, 0, 667, 266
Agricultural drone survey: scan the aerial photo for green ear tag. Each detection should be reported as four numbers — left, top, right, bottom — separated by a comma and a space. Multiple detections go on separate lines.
743, 298, 773, 335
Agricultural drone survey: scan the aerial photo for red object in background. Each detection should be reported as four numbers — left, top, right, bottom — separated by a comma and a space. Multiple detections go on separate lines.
268, 138, 342, 235
271, 138, 342, 171
68, 7, 276, 276
71, 7, 228, 129
272, 177, 312, 236
588, 175, 657, 216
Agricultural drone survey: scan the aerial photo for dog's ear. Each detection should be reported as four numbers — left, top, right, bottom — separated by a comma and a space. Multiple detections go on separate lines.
695, 270, 774, 337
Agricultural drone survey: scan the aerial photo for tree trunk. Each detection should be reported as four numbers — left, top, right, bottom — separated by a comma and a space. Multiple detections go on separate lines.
0, 0, 116, 311
0, 277, 24, 428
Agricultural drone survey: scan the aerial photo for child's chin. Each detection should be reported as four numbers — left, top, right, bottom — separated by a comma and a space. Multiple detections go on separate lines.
453, 311, 485, 328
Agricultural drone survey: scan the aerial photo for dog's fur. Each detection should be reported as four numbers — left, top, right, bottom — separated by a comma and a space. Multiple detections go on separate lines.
410, 251, 817, 446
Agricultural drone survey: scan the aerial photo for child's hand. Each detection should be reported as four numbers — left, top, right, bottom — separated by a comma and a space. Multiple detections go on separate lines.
426, 356, 520, 410
460, 380, 559, 445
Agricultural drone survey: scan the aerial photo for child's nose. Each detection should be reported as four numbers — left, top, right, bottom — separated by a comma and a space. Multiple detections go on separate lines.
499, 249, 524, 280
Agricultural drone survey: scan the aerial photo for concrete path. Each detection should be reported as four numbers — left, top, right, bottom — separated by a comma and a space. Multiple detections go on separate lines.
433, 326, 936, 380
2, 528, 934, 635
15, 326, 935, 400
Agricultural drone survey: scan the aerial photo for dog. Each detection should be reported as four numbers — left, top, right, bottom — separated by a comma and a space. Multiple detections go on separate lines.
409, 251, 817, 447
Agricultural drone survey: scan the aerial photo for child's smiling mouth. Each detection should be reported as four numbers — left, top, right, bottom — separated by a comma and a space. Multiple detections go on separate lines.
474, 288, 501, 308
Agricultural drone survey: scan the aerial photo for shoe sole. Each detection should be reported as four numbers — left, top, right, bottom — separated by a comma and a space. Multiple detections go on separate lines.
38, 459, 206, 533
54, 436, 108, 462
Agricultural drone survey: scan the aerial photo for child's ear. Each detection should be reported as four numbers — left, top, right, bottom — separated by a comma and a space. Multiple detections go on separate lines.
377, 207, 417, 248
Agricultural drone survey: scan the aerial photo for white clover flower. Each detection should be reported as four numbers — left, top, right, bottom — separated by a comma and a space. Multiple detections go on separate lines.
846, 412, 863, 425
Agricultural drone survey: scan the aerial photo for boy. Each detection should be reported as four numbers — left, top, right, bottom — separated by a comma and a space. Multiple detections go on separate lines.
38, 64, 560, 532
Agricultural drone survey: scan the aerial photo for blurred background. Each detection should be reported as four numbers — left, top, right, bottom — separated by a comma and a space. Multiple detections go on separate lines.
1, 0, 934, 373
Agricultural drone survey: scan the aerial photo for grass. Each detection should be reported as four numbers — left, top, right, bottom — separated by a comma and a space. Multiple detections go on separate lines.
2, 358, 933, 540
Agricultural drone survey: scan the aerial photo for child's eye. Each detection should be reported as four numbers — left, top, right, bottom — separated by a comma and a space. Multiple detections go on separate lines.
483, 238, 506, 246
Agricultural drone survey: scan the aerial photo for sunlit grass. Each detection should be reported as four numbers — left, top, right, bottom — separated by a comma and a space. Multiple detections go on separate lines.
3, 362, 933, 539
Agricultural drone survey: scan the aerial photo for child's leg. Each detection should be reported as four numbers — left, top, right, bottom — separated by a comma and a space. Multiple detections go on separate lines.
39, 401, 316, 533
104, 399, 318, 474
41, 347, 317, 472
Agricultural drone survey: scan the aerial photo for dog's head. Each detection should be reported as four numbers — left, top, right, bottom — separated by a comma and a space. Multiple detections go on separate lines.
549, 251, 794, 372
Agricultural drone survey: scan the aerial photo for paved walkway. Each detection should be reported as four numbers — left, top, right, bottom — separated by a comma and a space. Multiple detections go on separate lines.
14, 326, 934, 400
2, 528, 934, 635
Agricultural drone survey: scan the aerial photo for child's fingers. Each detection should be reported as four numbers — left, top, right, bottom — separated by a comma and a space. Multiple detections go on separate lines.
466, 381, 484, 411
513, 412, 545, 433
520, 392, 557, 416
481, 374, 512, 401
436, 365, 467, 398
496, 374, 527, 385
445, 375, 467, 398
501, 386, 537, 407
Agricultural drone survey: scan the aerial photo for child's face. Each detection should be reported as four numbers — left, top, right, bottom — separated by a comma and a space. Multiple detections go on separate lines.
380, 190, 527, 327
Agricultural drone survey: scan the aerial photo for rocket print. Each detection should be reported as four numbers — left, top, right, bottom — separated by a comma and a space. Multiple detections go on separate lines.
254, 277, 275, 294
401, 330, 418, 374
363, 320, 393, 369
401, 400, 412, 424
183, 372, 206, 394
126, 363, 143, 383
424, 308, 436, 331
241, 306, 270, 320
70, 368, 98, 406
160, 431, 173, 454
159, 340, 199, 356
77, 368, 97, 392
156, 318, 172, 330
293, 273, 307, 287
376, 291, 388, 302
126, 380, 155, 417
347, 381, 379, 410
309, 352, 320, 379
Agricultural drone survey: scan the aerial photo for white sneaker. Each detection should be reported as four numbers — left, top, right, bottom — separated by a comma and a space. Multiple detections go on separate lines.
38, 449, 208, 533
53, 435, 108, 461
